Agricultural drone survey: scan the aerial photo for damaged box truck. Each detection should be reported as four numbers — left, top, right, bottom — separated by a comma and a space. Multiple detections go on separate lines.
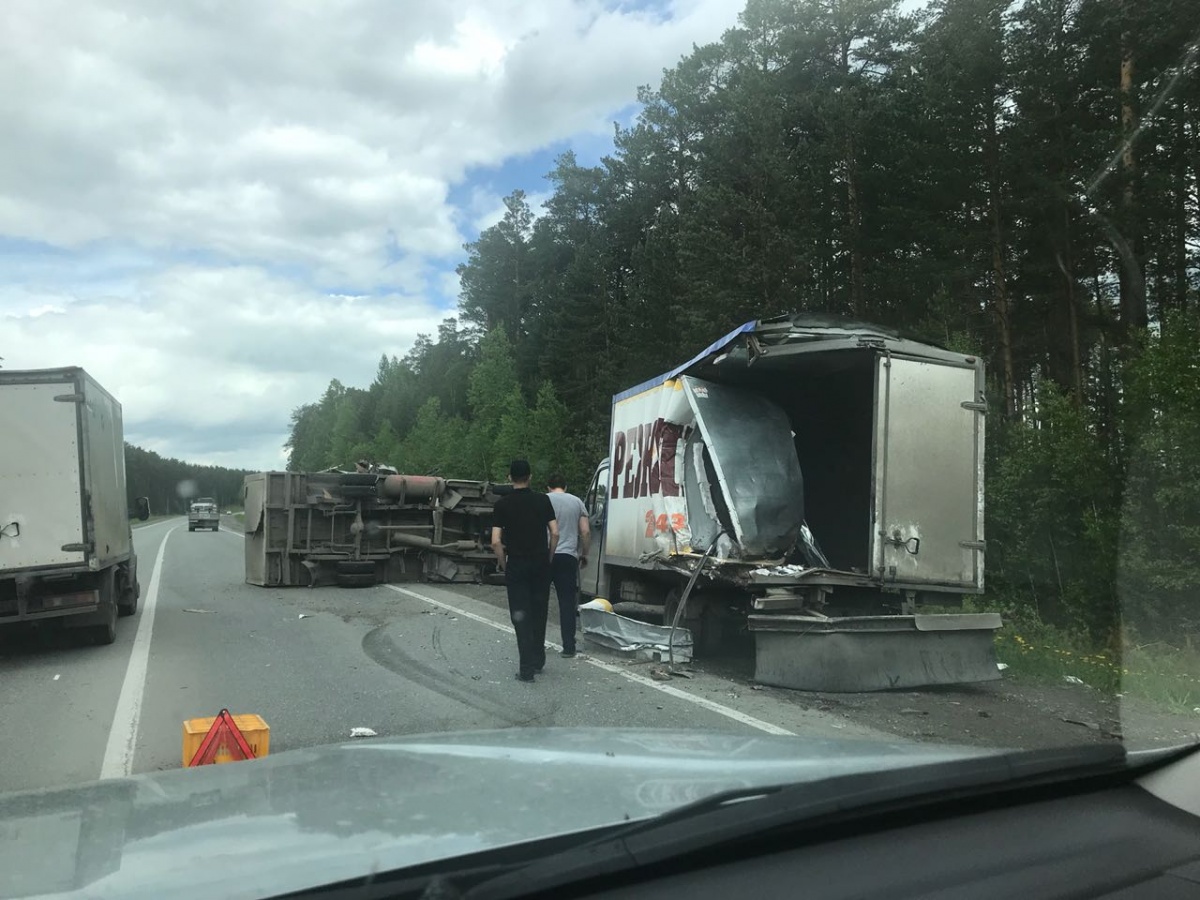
579, 315, 1000, 691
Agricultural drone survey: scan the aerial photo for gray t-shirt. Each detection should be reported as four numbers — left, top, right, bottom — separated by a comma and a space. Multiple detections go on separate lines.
547, 491, 588, 558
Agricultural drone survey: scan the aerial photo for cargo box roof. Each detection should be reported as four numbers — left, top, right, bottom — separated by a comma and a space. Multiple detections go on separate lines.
613, 314, 976, 403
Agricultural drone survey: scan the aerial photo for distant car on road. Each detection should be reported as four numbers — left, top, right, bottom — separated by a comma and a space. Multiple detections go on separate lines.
188, 501, 219, 533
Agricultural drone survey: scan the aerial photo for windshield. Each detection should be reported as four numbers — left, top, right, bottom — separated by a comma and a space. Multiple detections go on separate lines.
1, 0, 1198, 896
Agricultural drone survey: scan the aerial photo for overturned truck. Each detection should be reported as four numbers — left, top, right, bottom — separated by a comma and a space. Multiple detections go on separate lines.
243, 472, 503, 588
579, 314, 1001, 691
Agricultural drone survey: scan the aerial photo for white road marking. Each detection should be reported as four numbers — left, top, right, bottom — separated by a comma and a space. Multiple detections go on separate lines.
100, 525, 179, 779
386, 585, 795, 737
219, 525, 244, 537
132, 517, 182, 531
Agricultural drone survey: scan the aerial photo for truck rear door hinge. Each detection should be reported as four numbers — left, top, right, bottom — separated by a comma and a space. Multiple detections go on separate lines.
61, 542, 90, 553
959, 540, 986, 551
960, 401, 987, 412
54, 393, 85, 403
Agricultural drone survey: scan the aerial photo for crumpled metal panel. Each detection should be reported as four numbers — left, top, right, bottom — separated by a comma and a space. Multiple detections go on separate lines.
580, 607, 692, 662
681, 376, 807, 558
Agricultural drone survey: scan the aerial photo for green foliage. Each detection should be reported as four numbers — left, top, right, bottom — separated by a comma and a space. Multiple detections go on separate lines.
987, 386, 1121, 639
1118, 314, 1200, 636
399, 398, 471, 477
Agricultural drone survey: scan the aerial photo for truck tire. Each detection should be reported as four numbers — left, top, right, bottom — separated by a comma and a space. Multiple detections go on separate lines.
188, 525, 195, 532
212, 524, 220, 532
335, 560, 376, 576
90, 570, 118, 645
118, 566, 138, 617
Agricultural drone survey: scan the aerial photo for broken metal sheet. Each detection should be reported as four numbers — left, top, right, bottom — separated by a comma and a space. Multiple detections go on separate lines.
680, 376, 807, 559
750, 564, 810, 577
580, 607, 693, 663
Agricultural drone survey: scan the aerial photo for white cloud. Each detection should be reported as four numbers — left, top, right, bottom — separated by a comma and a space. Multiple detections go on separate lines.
2, 267, 445, 469
0, 0, 744, 466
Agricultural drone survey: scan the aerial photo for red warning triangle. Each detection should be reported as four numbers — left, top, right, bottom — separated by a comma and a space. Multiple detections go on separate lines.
188, 709, 257, 767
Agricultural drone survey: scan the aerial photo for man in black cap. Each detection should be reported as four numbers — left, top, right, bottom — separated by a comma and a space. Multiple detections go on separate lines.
491, 459, 558, 682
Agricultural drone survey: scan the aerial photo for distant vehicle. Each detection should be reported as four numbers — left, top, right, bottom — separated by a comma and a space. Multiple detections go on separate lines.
0, 367, 150, 644
188, 500, 220, 533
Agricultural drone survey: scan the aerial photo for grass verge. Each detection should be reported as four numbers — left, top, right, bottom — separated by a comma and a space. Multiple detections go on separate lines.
977, 603, 1200, 714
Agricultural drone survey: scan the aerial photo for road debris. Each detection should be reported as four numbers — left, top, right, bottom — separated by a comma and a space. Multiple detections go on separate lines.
183, 608, 214, 614
997, 663, 1009, 671
349, 727, 378, 738
1062, 675, 1085, 685
1061, 717, 1101, 730
53, 674, 60, 681
298, 614, 311, 619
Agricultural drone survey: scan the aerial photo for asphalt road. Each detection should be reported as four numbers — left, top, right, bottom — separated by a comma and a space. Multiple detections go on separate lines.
0, 518, 886, 795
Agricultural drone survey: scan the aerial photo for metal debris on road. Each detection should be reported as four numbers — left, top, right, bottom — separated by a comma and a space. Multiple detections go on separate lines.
298, 614, 311, 619
350, 727, 378, 737
183, 608, 215, 614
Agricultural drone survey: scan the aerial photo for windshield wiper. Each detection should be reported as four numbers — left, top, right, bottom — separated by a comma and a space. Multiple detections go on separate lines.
455, 745, 1135, 900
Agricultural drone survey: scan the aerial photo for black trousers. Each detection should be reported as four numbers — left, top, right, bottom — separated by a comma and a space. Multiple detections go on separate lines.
505, 555, 550, 676
551, 553, 580, 653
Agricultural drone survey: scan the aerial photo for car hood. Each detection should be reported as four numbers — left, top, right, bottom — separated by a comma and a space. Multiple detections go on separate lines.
0, 728, 995, 900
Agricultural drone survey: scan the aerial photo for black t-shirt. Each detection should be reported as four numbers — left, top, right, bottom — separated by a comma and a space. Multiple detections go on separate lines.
493, 488, 556, 558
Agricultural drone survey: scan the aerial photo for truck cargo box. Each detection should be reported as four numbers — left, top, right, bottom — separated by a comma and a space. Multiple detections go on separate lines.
0, 368, 132, 575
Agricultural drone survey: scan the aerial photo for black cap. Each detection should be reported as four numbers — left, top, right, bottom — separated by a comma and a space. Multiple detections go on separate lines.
509, 459, 531, 480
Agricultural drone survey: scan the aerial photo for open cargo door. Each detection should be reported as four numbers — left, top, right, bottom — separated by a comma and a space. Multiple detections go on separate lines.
0, 382, 86, 570
871, 356, 984, 591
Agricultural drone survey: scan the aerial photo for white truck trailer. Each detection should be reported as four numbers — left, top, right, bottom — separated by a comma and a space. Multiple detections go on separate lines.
579, 315, 1001, 691
0, 368, 150, 644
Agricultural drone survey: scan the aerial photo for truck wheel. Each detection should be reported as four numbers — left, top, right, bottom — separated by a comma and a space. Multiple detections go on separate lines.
91, 570, 118, 645
118, 566, 138, 617
188, 525, 195, 532
212, 524, 220, 532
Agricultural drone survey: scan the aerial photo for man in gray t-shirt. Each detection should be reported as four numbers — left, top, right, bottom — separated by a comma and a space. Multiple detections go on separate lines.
546, 474, 590, 657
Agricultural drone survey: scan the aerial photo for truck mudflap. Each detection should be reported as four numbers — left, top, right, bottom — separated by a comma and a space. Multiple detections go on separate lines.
748, 612, 1002, 692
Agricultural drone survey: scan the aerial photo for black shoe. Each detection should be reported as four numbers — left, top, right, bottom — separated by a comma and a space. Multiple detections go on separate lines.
515, 672, 535, 682
560, 650, 576, 658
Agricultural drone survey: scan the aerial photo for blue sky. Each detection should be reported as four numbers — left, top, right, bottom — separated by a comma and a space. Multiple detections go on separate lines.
0, 1, 744, 469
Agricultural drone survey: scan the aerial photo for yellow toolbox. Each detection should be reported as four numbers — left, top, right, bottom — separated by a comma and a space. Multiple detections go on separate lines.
182, 714, 270, 767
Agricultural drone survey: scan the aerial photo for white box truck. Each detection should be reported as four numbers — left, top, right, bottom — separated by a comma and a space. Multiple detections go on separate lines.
578, 315, 1001, 691
0, 368, 150, 644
